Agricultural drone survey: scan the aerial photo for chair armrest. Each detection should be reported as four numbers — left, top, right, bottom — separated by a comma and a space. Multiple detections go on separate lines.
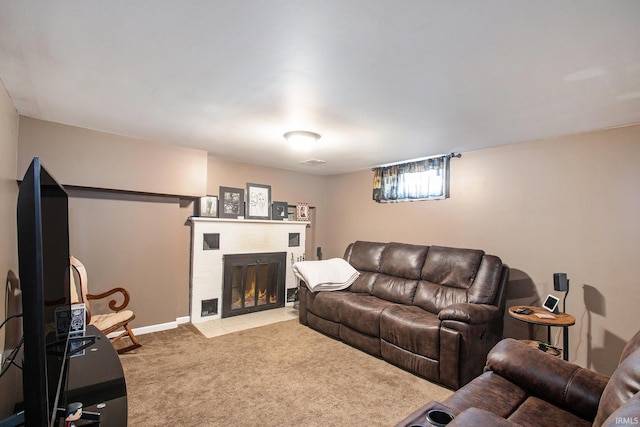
449, 408, 518, 427
486, 338, 609, 420
87, 287, 131, 312
438, 303, 501, 324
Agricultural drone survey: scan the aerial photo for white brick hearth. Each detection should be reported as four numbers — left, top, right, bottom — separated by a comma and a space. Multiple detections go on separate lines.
189, 217, 308, 323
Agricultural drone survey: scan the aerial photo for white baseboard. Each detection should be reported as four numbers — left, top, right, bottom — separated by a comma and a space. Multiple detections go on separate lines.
105, 316, 191, 339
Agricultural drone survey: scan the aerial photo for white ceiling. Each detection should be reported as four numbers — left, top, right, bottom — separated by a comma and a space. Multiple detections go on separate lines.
1, 1, 639, 175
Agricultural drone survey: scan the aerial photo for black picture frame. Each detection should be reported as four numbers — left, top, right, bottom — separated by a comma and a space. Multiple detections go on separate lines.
246, 183, 271, 219
219, 186, 245, 219
272, 201, 288, 221
197, 196, 218, 217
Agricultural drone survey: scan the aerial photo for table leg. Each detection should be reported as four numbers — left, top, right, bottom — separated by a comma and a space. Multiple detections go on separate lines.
563, 326, 569, 361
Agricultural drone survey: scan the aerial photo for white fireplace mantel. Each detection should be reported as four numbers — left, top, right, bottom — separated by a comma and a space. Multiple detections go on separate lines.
189, 217, 308, 323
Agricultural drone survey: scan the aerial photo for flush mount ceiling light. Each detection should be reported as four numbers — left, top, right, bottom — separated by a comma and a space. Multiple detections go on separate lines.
283, 130, 321, 151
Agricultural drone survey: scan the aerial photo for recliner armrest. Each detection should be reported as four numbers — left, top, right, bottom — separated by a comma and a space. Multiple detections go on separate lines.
449, 408, 518, 427
438, 303, 501, 324
486, 338, 609, 420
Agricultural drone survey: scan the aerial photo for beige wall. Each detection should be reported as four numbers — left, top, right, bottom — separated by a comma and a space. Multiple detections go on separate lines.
17, 118, 204, 329
18, 117, 207, 196
0, 80, 20, 417
324, 124, 640, 374
66, 190, 192, 328
206, 156, 330, 259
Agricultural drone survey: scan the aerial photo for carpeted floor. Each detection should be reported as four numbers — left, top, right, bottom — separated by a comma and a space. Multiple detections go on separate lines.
118, 319, 452, 426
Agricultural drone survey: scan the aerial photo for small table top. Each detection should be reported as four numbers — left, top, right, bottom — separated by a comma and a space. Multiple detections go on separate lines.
508, 305, 576, 327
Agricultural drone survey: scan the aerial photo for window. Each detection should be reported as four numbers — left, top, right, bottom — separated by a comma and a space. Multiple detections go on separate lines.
372, 155, 449, 203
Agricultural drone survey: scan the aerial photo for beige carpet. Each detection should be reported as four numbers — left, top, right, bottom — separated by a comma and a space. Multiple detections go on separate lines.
118, 319, 451, 426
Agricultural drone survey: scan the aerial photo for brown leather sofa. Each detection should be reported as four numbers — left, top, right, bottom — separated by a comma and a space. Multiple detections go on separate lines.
298, 241, 509, 390
397, 329, 640, 426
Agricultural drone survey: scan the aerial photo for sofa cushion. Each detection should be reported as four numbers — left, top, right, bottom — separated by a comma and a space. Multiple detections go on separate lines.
602, 392, 640, 427
413, 280, 468, 314
345, 241, 386, 272
443, 371, 528, 417
509, 396, 592, 427
349, 271, 378, 294
467, 254, 503, 304
340, 295, 396, 337
372, 276, 419, 305
306, 290, 347, 323
414, 246, 498, 313
421, 246, 484, 287
380, 304, 440, 359
618, 329, 640, 364
379, 243, 428, 279
594, 347, 640, 426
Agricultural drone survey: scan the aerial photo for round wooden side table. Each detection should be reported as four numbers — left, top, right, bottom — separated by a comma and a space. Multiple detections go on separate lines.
508, 305, 575, 361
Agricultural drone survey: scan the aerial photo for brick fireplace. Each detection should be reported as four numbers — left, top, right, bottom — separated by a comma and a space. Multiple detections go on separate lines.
189, 217, 307, 323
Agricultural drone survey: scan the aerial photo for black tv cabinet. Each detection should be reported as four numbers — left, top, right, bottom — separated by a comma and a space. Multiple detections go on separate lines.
63, 325, 127, 426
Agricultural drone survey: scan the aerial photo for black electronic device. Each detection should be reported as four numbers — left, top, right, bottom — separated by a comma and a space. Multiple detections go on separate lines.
3, 158, 72, 427
553, 273, 569, 292
514, 307, 533, 315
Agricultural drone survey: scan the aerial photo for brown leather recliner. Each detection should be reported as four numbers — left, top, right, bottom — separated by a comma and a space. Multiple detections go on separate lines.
397, 329, 640, 426
298, 241, 510, 390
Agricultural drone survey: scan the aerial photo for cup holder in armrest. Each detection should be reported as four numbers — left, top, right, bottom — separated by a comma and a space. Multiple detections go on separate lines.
426, 409, 454, 426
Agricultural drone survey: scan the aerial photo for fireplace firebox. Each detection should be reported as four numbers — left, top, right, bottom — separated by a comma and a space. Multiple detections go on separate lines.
222, 252, 286, 318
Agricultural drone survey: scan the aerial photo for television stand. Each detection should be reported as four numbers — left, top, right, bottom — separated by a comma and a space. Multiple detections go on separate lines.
63, 325, 127, 426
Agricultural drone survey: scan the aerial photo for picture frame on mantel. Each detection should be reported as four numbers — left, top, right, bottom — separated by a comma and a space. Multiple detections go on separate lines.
295, 202, 310, 221
246, 183, 271, 219
219, 186, 245, 219
272, 201, 288, 221
197, 195, 218, 217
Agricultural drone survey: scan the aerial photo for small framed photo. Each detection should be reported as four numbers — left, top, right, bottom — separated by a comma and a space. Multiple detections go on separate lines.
219, 186, 245, 219
246, 183, 271, 219
272, 201, 288, 221
197, 196, 218, 217
296, 203, 310, 221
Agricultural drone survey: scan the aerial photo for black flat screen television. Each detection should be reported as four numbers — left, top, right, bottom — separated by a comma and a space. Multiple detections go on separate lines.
15, 157, 71, 426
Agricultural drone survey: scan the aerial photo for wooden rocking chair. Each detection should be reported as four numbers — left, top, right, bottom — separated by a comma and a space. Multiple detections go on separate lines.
70, 255, 141, 354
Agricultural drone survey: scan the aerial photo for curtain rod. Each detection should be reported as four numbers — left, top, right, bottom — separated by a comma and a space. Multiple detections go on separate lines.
372, 152, 461, 169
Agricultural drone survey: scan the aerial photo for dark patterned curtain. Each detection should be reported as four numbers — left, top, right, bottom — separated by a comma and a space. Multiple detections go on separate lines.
372, 155, 448, 202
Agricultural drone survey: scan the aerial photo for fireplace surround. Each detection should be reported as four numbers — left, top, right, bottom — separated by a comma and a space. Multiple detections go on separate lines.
189, 217, 307, 323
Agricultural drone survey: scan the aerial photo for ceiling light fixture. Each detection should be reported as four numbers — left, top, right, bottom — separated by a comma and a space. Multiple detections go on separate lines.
284, 130, 321, 151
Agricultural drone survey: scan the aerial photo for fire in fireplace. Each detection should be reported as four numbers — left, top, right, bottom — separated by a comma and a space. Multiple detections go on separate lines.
222, 252, 286, 317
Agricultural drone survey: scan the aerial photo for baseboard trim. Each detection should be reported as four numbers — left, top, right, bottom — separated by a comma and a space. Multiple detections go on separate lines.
106, 316, 191, 339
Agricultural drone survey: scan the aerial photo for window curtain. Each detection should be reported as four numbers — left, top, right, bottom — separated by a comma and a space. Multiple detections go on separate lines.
372, 155, 449, 202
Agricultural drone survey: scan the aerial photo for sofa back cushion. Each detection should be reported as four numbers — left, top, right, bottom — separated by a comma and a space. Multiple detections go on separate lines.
379, 243, 428, 279
371, 243, 427, 304
413, 246, 502, 313
421, 246, 484, 287
349, 271, 378, 294
344, 241, 386, 272
344, 241, 386, 294
594, 346, 640, 426
619, 329, 640, 364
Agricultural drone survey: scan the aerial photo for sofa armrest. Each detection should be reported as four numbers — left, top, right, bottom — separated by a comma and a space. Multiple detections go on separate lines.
438, 303, 502, 324
486, 338, 609, 420
449, 408, 518, 427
